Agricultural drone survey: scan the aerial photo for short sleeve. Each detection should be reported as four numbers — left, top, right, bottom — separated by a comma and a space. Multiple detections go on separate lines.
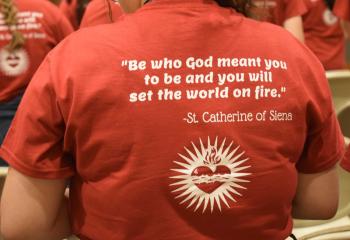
54, 14, 74, 42
297, 112, 344, 173
59, 0, 79, 29
0, 57, 75, 179
341, 146, 350, 172
79, 0, 101, 28
48, 3, 74, 42
80, 1, 123, 28
280, 0, 307, 23
333, 0, 350, 21
296, 50, 345, 173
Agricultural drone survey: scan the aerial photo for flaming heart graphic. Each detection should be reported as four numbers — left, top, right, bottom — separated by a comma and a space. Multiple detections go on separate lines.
170, 137, 251, 213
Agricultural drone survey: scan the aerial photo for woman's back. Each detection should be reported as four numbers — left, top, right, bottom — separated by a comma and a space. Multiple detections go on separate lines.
0, 0, 344, 239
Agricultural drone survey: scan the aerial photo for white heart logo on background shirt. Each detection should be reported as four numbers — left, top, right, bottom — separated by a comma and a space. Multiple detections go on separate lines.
323, 9, 338, 26
0, 48, 29, 77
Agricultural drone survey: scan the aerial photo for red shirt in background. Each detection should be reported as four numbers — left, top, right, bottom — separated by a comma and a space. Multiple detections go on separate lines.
0, 0, 73, 102
302, 0, 346, 70
80, 0, 123, 28
252, 0, 307, 25
333, 0, 350, 21
59, 0, 78, 29
341, 146, 350, 171
60, 0, 91, 29
0, 0, 344, 239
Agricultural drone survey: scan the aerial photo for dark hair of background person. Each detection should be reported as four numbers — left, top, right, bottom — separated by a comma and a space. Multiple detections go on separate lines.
121, 0, 253, 17
324, 0, 335, 10
50, 0, 61, 5
76, 0, 90, 24
0, 0, 25, 52
64, 0, 89, 24
214, 0, 253, 16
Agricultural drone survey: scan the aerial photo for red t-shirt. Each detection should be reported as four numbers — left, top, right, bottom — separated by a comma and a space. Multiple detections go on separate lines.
0, 0, 344, 239
341, 146, 350, 171
252, 0, 307, 25
302, 0, 346, 70
333, 0, 350, 21
60, 0, 91, 29
0, 0, 73, 102
80, 0, 123, 28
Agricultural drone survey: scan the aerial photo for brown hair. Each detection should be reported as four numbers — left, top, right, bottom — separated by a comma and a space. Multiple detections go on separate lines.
105, 0, 113, 23
106, 0, 253, 23
144, 0, 253, 17
77, 0, 90, 25
0, 0, 25, 52
214, 0, 253, 17
50, 0, 61, 5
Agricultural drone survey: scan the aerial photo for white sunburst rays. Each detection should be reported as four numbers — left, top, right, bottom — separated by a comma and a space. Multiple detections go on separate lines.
170, 137, 252, 213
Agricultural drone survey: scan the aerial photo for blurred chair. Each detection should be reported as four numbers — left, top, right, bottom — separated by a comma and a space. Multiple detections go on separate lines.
327, 70, 350, 146
293, 70, 350, 239
294, 216, 350, 240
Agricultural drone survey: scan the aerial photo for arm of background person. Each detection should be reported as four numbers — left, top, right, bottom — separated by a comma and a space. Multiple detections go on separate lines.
283, 15, 305, 43
341, 20, 350, 40
292, 166, 339, 220
0, 168, 72, 240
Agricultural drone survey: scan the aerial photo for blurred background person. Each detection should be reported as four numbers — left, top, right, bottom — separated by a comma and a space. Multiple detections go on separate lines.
341, 145, 350, 171
251, 0, 307, 42
302, 0, 346, 70
333, 0, 350, 41
0, 0, 73, 166
80, 0, 123, 28
333, 0, 350, 171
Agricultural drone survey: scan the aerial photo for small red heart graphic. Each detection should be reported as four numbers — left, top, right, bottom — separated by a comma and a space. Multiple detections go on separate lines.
6, 55, 20, 68
192, 165, 231, 193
